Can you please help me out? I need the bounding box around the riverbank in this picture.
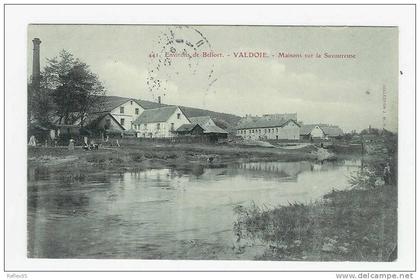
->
[234,183,397,261]
[234,133,398,261]
[28,142,320,175]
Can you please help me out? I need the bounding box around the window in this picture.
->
[120,106,124,114]
[130,121,133,128]
[120,118,125,126]
[130,100,133,105]
[135,108,139,115]
[171,123,174,131]
[157,123,161,130]
[177,113,181,119]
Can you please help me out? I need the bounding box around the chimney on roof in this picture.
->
[32,38,41,89]
[158,96,161,104]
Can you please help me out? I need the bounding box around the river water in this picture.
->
[27,159,361,259]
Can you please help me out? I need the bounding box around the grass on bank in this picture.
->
[27,141,317,172]
[233,184,397,261]
[234,133,398,261]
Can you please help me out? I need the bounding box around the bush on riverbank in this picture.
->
[234,132,398,261]
[234,184,397,261]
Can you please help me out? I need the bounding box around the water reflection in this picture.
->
[28,159,361,259]
[237,161,312,181]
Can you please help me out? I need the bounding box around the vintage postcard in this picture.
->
[25,24,400,263]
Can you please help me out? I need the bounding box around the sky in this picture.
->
[28,25,398,132]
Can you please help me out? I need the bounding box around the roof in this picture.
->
[95,96,132,112]
[203,125,228,134]
[236,118,300,130]
[189,116,213,126]
[320,125,344,137]
[179,106,241,128]
[133,106,179,125]
[84,112,125,131]
[135,99,163,110]
[176,123,203,133]
[84,112,108,126]
[300,124,318,135]
[93,95,164,113]
[88,95,240,128]
[300,124,344,137]
[189,116,228,134]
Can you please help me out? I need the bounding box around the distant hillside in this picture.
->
[179,106,241,129]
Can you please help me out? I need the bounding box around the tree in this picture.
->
[28,84,55,125]
[32,50,105,125]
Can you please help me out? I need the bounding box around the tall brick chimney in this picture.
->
[32,38,41,89]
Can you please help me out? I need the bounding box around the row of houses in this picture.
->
[47,95,343,143]
[235,113,344,141]
[49,95,229,141]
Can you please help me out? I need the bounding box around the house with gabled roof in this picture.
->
[189,116,216,128]
[300,124,344,140]
[90,95,164,131]
[236,113,300,140]
[83,112,126,133]
[78,95,241,137]
[133,106,191,138]
[189,116,228,141]
[176,123,205,135]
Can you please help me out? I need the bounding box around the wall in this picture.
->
[276,122,300,140]
[310,126,325,139]
[236,122,300,140]
[110,100,144,130]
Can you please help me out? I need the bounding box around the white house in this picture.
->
[133,106,191,138]
[236,113,300,140]
[94,96,151,130]
[300,124,344,140]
